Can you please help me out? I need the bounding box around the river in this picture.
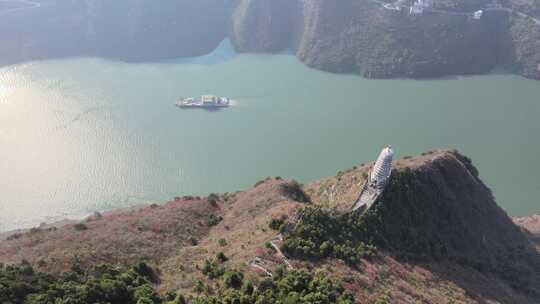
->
[1,41,539,231]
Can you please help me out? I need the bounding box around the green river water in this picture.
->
[1,41,539,231]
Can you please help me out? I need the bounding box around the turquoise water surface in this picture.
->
[1,41,539,231]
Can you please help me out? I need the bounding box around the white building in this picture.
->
[473,10,483,19]
[410,0,432,14]
[370,146,394,189]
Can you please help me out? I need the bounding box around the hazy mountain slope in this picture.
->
[228,0,540,79]
[0,0,232,65]
[0,197,222,273]
[515,214,540,251]
[0,0,539,79]
[298,1,509,77]
[231,0,303,53]
[509,14,540,79]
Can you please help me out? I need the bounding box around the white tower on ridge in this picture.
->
[370,146,394,189]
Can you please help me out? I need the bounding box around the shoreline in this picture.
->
[0,203,151,241]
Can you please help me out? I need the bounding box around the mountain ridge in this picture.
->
[1,149,539,303]
[0,0,539,80]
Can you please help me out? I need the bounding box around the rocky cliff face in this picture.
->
[0,0,539,78]
[231,0,302,53]
[296,0,506,77]
[509,14,540,79]
[228,0,540,79]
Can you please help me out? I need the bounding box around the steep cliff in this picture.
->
[296,0,514,78]
[228,0,539,79]
[1,0,539,80]
[230,0,302,52]
[509,14,540,79]
[0,0,232,65]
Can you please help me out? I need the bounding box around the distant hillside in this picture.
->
[0,0,539,80]
[515,214,540,250]
[1,150,539,303]
[0,0,232,64]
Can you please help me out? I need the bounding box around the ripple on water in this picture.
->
[1,55,540,232]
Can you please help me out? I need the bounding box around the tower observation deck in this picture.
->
[352,146,394,213]
[370,146,394,189]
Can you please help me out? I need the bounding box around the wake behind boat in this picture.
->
[176,95,231,109]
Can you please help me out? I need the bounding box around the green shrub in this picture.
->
[268,217,285,231]
[0,263,160,304]
[190,269,354,304]
[218,238,227,247]
[281,206,377,264]
[208,193,220,206]
[172,294,187,304]
[216,252,228,262]
[201,259,225,279]
[241,281,254,295]
[193,279,206,294]
[207,214,223,227]
[1,262,355,303]
[223,270,243,289]
[265,242,275,252]
[73,223,88,231]
[279,180,311,203]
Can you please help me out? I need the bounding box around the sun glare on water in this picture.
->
[0,85,14,104]
[0,70,18,105]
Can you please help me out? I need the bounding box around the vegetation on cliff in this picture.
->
[510,14,540,79]
[1,150,539,303]
[283,151,540,295]
[1,0,539,79]
[0,262,160,304]
[281,207,378,264]
[0,262,354,304]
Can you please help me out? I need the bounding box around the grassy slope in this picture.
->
[0,151,539,303]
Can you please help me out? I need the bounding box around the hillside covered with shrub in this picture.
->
[0,262,354,304]
[1,150,539,303]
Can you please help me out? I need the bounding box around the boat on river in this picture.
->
[176,95,231,109]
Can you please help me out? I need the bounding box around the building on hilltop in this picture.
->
[473,10,483,19]
[410,0,432,15]
[352,146,395,213]
[370,146,394,189]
